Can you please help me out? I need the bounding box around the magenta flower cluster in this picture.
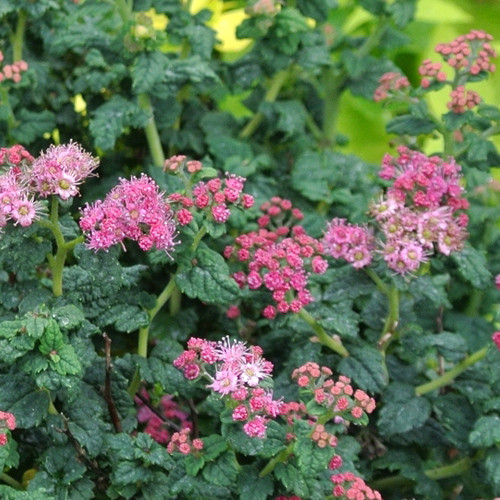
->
[165,155,254,227]
[224,197,328,318]
[324,147,469,275]
[0,51,28,84]
[0,142,98,229]
[174,336,282,438]
[79,174,177,253]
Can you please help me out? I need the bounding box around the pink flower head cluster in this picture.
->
[292,362,376,423]
[135,389,191,445]
[248,0,280,15]
[31,141,99,200]
[447,85,481,113]
[325,147,469,275]
[166,427,204,455]
[331,472,382,500]
[435,30,496,76]
[225,197,328,318]
[419,59,447,88]
[173,336,282,438]
[163,154,202,174]
[373,71,410,102]
[372,146,469,273]
[168,171,254,226]
[322,218,374,270]
[0,146,43,228]
[79,174,177,253]
[0,51,28,84]
[0,410,16,446]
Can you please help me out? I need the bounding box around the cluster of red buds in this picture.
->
[166,427,204,455]
[224,196,328,318]
[0,51,28,84]
[164,155,254,227]
[291,362,376,424]
[373,71,410,102]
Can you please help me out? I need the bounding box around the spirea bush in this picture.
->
[0,1,500,499]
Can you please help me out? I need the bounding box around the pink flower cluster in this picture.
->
[331,472,382,500]
[322,219,374,270]
[0,51,28,84]
[324,147,469,275]
[135,389,192,445]
[447,85,481,113]
[0,410,16,446]
[166,427,204,455]
[292,363,376,423]
[79,174,177,253]
[31,141,99,200]
[168,171,254,227]
[0,146,41,228]
[419,59,447,88]
[373,72,410,102]
[225,197,328,317]
[435,30,496,76]
[174,336,282,438]
[0,142,99,230]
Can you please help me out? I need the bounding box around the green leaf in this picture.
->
[296,0,331,21]
[388,0,417,28]
[176,247,240,305]
[206,134,253,163]
[131,51,169,93]
[49,344,82,376]
[377,383,431,437]
[295,436,332,476]
[89,95,148,150]
[451,244,491,289]
[39,319,64,355]
[0,373,49,428]
[261,100,307,138]
[338,345,388,393]
[185,454,205,477]
[237,466,273,500]
[386,114,437,135]
[469,415,500,447]
[201,435,228,461]
[202,450,239,487]
[221,423,264,456]
[51,305,85,330]
[274,462,310,498]
[11,110,56,144]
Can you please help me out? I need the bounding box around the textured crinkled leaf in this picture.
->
[377,383,431,437]
[296,0,331,21]
[201,435,228,461]
[274,462,310,498]
[317,301,360,339]
[261,100,307,138]
[201,451,239,487]
[388,0,416,27]
[237,466,273,500]
[39,320,64,355]
[206,134,253,163]
[131,51,169,93]
[469,415,500,447]
[0,373,49,428]
[338,345,388,393]
[0,334,36,364]
[99,303,149,333]
[11,110,56,144]
[185,454,205,477]
[49,344,82,376]
[386,114,437,135]
[221,423,264,456]
[176,247,239,304]
[0,486,51,500]
[484,449,500,492]
[89,95,149,150]
[451,245,491,289]
[51,305,85,330]
[295,436,332,476]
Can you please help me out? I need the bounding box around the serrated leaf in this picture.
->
[51,305,85,330]
[39,320,64,355]
[484,449,500,492]
[377,383,431,437]
[202,435,228,461]
[202,450,239,487]
[451,244,491,289]
[386,114,437,135]
[185,454,205,477]
[338,346,388,393]
[295,436,332,476]
[274,462,310,498]
[89,96,148,150]
[11,110,56,144]
[237,466,273,500]
[469,415,500,447]
[131,51,169,93]
[388,0,416,28]
[176,247,239,305]
[221,423,264,455]
[49,344,82,376]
